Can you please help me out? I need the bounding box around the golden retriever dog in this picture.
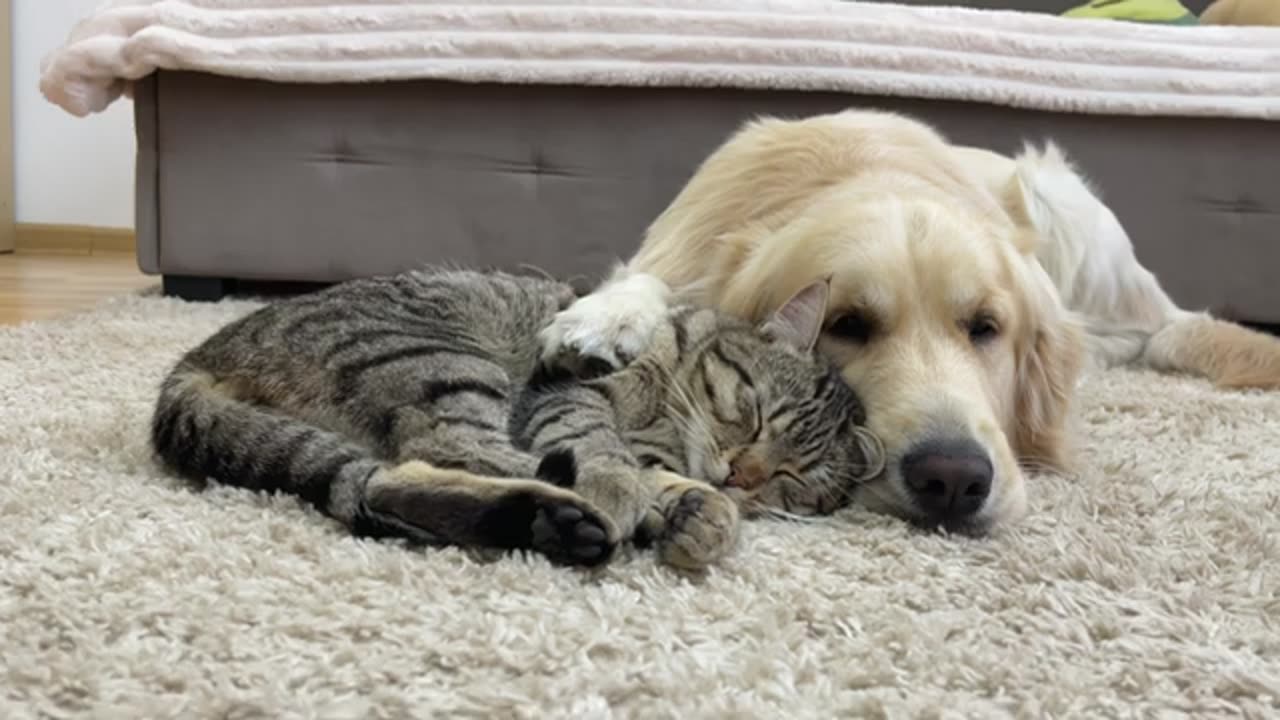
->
[540,109,1280,535]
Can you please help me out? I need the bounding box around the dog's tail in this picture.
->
[1143,313,1280,390]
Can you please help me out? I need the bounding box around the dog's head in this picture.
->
[714,181,1083,534]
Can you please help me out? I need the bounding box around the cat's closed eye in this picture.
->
[735,389,763,440]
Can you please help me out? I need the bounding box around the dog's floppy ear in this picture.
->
[1013,262,1085,470]
[760,278,830,352]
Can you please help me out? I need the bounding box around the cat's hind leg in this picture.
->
[370,373,622,565]
[153,365,615,566]
[360,456,618,567]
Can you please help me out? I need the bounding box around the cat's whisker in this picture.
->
[660,407,705,455]
[661,396,718,466]
[756,507,840,527]
[655,363,719,459]
[655,379,710,441]
[659,363,703,423]
[858,481,906,510]
[820,479,854,514]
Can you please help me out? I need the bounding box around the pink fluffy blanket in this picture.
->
[40,0,1280,120]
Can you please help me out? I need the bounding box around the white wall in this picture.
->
[13,0,135,228]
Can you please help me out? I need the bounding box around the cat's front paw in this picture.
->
[659,486,741,571]
[539,272,670,374]
[570,463,652,542]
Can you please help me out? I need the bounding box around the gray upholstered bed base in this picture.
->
[134,71,1280,323]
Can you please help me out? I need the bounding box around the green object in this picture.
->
[1062,0,1199,24]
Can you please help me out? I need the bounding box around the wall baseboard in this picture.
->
[13,223,136,255]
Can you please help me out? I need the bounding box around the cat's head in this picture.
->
[677,280,885,517]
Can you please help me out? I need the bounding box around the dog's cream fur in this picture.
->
[542,109,1280,531]
[958,143,1280,392]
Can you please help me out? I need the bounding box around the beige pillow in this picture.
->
[1201,0,1280,25]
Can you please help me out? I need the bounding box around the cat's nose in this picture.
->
[726,452,768,490]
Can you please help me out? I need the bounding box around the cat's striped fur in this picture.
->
[152,269,880,568]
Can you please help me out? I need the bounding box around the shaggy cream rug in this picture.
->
[1,292,1278,719]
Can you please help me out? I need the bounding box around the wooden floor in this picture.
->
[0,251,158,326]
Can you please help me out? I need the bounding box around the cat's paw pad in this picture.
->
[538,273,670,373]
[659,487,741,570]
[531,497,619,568]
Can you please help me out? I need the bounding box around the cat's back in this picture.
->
[184,268,575,380]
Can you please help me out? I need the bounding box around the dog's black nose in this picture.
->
[901,439,992,524]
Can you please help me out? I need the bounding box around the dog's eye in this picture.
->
[827,313,874,343]
[967,315,1000,344]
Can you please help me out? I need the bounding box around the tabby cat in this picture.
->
[151,269,881,569]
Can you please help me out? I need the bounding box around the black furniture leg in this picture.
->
[162,275,235,301]
[1246,322,1280,338]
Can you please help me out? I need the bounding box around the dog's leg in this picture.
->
[1143,314,1280,390]
[538,265,672,372]
[1071,251,1280,390]
[1018,147,1280,386]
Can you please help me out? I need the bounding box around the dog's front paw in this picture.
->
[658,486,741,571]
[539,272,671,374]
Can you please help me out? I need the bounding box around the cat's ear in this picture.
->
[761,278,830,352]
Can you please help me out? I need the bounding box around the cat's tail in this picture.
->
[150,361,387,533]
